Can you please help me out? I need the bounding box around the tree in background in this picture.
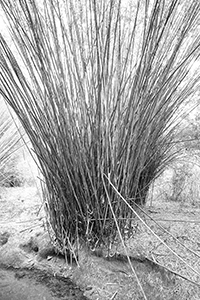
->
[0,101,20,186]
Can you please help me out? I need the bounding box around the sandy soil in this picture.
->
[0,182,200,300]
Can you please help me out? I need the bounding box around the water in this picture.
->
[0,266,87,300]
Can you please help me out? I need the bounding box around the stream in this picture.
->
[0,265,88,300]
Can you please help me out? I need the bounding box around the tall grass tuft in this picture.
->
[1,0,200,252]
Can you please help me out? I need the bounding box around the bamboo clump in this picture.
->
[0,0,200,253]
